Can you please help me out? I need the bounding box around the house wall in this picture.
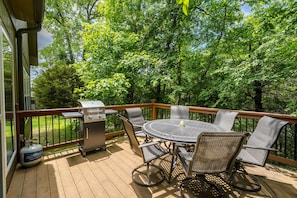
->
[1,0,32,195]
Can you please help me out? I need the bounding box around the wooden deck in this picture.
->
[7,136,297,198]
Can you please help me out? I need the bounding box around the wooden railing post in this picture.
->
[294,124,297,161]
[151,99,157,120]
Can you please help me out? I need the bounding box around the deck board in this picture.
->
[48,160,66,198]
[7,136,297,198]
[36,162,51,198]
[7,164,25,198]
[22,166,37,198]
[80,159,110,198]
[87,153,125,198]
[56,156,81,198]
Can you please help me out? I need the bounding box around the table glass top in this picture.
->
[142,119,225,143]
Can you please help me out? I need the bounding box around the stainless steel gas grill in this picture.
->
[62,100,106,157]
[78,101,106,157]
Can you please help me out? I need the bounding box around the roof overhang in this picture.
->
[8,0,45,65]
[9,0,45,24]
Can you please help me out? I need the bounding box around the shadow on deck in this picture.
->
[7,136,297,198]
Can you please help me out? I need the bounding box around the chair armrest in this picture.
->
[243,145,278,151]
[133,124,143,128]
[139,141,159,148]
[135,130,144,134]
[178,147,193,161]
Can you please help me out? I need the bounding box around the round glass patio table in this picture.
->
[142,119,226,144]
[142,119,227,182]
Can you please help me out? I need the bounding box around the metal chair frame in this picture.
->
[178,132,249,197]
[117,114,169,187]
[231,116,288,192]
[170,105,189,120]
[213,109,239,131]
[125,107,149,140]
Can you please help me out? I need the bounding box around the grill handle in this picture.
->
[86,128,89,139]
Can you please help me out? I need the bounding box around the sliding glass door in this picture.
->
[0,33,4,197]
[1,26,16,177]
[3,34,14,166]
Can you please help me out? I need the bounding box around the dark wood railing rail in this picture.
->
[16,100,297,167]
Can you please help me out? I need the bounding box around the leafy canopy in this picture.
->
[39,0,297,114]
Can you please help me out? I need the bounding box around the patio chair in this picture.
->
[117,114,169,187]
[231,116,288,192]
[126,107,147,138]
[178,132,249,197]
[213,109,238,131]
[166,106,190,150]
[170,105,189,119]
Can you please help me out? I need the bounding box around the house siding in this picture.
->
[1,0,32,194]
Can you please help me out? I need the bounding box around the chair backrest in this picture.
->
[243,116,288,166]
[126,108,146,128]
[213,109,238,131]
[170,105,189,119]
[117,114,143,157]
[189,132,249,176]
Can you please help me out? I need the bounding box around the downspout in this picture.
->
[16,0,44,111]
[15,24,41,160]
[16,24,41,111]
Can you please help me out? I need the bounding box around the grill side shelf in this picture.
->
[62,112,83,118]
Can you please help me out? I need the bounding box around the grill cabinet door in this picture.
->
[80,122,105,155]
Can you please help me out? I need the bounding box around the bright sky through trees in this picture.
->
[35,0,297,114]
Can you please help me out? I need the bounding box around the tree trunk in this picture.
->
[254,81,263,112]
[177,46,182,104]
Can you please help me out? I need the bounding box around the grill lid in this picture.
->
[79,100,105,123]
[79,101,105,108]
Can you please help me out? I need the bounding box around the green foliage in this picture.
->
[40,0,297,114]
[79,73,130,105]
[41,0,100,64]
[177,0,189,16]
[32,64,84,108]
[117,51,173,103]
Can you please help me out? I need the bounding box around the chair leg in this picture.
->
[162,141,172,152]
[132,163,165,187]
[146,163,150,185]
[230,162,261,192]
[180,175,226,198]
[179,177,193,197]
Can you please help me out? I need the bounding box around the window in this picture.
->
[24,70,31,110]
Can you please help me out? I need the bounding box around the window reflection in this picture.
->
[3,33,15,165]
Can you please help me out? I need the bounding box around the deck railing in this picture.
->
[16,100,297,167]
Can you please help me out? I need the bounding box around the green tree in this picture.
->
[41,0,100,64]
[79,73,131,105]
[80,0,195,104]
[40,0,297,115]
[32,64,84,108]
[212,0,297,113]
